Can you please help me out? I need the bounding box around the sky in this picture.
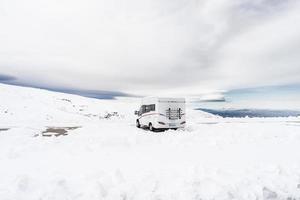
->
[195,84,300,110]
[1,0,300,97]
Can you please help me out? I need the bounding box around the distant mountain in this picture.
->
[0,75,133,99]
[197,108,300,118]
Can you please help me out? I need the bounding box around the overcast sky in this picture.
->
[1,0,300,96]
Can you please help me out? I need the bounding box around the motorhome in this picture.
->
[135,97,186,131]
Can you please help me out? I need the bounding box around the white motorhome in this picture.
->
[135,97,186,131]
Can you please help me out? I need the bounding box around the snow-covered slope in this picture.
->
[1,83,300,200]
[0,83,133,125]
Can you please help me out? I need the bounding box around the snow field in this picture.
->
[1,83,300,199]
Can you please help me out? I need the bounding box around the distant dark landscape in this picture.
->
[0,75,131,99]
[197,108,300,118]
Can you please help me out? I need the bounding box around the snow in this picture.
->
[1,83,300,199]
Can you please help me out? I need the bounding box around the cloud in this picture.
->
[0,0,299,96]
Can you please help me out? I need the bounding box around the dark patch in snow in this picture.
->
[197,108,300,118]
[36,126,81,137]
[61,98,72,103]
[263,187,278,199]
[101,112,121,119]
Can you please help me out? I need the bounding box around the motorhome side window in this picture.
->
[149,104,155,111]
[140,104,155,115]
[145,104,155,113]
[139,105,146,115]
[145,105,151,113]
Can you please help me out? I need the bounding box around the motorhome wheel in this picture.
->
[136,120,141,128]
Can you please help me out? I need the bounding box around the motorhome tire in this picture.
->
[136,120,141,128]
[149,123,155,132]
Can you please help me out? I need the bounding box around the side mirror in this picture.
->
[134,111,139,115]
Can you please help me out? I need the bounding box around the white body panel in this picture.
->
[136,97,186,129]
